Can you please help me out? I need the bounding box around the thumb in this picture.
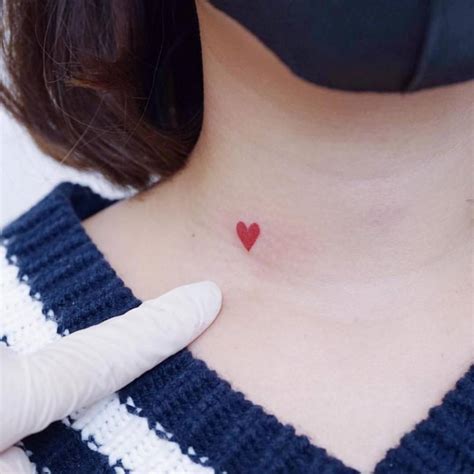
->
[0,280,222,451]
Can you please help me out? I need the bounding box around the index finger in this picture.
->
[0,280,222,451]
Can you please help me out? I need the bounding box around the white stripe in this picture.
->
[0,246,213,473]
[0,246,60,354]
[69,395,212,474]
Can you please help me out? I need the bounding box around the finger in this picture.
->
[0,280,222,451]
[0,447,35,474]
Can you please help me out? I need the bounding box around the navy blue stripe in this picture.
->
[2,184,140,335]
[375,367,474,473]
[23,421,115,474]
[118,349,355,473]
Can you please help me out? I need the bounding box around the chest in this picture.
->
[188,301,473,473]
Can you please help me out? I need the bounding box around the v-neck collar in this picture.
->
[5,182,473,473]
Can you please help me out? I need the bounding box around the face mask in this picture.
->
[208,0,474,93]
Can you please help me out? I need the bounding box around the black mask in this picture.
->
[208,0,474,93]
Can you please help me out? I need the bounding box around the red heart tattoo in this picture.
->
[236,221,260,251]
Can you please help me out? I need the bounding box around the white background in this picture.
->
[0,107,131,228]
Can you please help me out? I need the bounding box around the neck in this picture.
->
[149,1,473,321]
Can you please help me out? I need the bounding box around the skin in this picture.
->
[83,1,474,472]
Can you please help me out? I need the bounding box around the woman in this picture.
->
[1,1,473,473]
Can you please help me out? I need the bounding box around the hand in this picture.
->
[0,280,222,473]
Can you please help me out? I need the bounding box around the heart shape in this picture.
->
[236,221,260,251]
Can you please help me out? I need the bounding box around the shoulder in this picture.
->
[1,181,135,340]
[0,181,118,281]
[1,182,115,245]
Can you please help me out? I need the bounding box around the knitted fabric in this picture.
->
[0,182,473,474]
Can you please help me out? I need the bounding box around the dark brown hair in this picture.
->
[0,0,203,189]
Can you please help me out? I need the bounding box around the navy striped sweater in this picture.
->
[1,182,473,473]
